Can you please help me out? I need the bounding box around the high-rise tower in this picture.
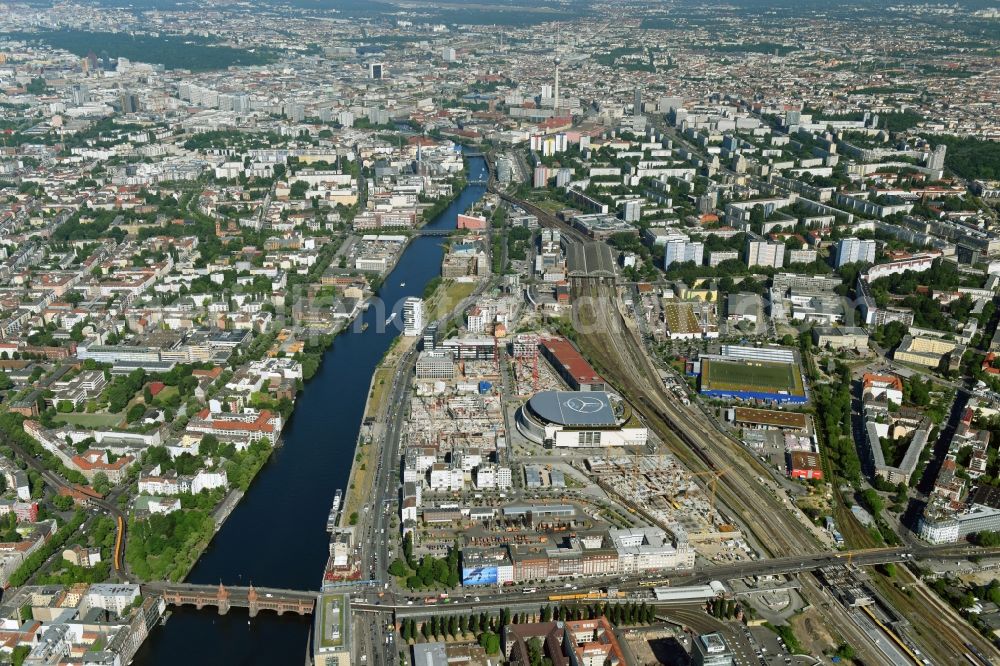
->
[553,57,561,112]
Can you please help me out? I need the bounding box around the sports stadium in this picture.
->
[515,390,648,448]
[698,349,806,404]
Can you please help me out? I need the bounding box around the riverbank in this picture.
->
[307,168,476,534]
[339,333,419,531]
[338,274,482,535]
[131,153,490,666]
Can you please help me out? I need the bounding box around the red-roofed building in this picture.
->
[788,451,824,480]
[457,214,487,230]
[539,337,605,391]
[188,409,283,443]
[983,353,1000,376]
[71,450,134,484]
[862,373,903,404]
[147,381,166,397]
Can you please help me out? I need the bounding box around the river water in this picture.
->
[133,155,488,665]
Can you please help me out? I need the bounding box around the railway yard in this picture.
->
[465,185,1000,666]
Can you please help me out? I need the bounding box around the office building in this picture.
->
[927,144,947,172]
[533,165,549,188]
[368,62,383,80]
[313,594,351,666]
[422,323,439,351]
[119,92,138,114]
[402,297,424,337]
[836,238,876,267]
[415,351,455,380]
[71,84,89,106]
[441,47,456,62]
[745,240,785,269]
[663,237,704,268]
[620,199,642,222]
[692,632,735,666]
[555,168,573,188]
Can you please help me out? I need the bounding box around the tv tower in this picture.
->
[553,56,561,112]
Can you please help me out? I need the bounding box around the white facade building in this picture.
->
[836,238,877,267]
[402,297,424,337]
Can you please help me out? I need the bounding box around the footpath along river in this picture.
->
[133,154,488,665]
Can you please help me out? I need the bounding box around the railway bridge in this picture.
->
[142,582,318,617]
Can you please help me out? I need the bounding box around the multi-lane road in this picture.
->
[499,190,824,559]
[350,542,1000,613]
[347,170,1000,663]
[353,274,494,666]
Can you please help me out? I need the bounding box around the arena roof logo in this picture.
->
[564,396,606,414]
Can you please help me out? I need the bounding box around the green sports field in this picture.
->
[700,358,805,397]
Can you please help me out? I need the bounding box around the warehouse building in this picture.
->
[539,337,606,391]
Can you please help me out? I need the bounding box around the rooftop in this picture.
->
[527,390,618,427]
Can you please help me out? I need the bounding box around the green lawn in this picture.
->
[153,385,179,404]
[320,595,346,648]
[702,358,804,396]
[366,367,393,419]
[427,280,476,322]
[54,411,125,429]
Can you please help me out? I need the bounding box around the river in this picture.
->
[133,154,488,665]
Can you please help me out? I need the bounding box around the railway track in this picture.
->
[4,435,129,580]
[491,180,995,663]
[572,279,821,558]
[870,566,1000,665]
[493,188,821,557]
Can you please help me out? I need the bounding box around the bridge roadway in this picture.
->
[349,543,999,614]
[412,228,457,236]
[491,190,617,279]
[141,582,318,617]
[137,543,997,618]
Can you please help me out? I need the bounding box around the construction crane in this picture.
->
[532,345,539,392]
[690,467,729,513]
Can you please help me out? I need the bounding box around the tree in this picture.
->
[388,559,409,577]
[973,530,1000,547]
[479,631,500,655]
[52,494,74,511]
[835,643,855,661]
[11,645,30,666]
[92,471,111,496]
[126,403,145,423]
[860,488,884,517]
[403,531,414,566]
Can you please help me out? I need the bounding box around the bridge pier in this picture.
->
[217,583,230,616]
